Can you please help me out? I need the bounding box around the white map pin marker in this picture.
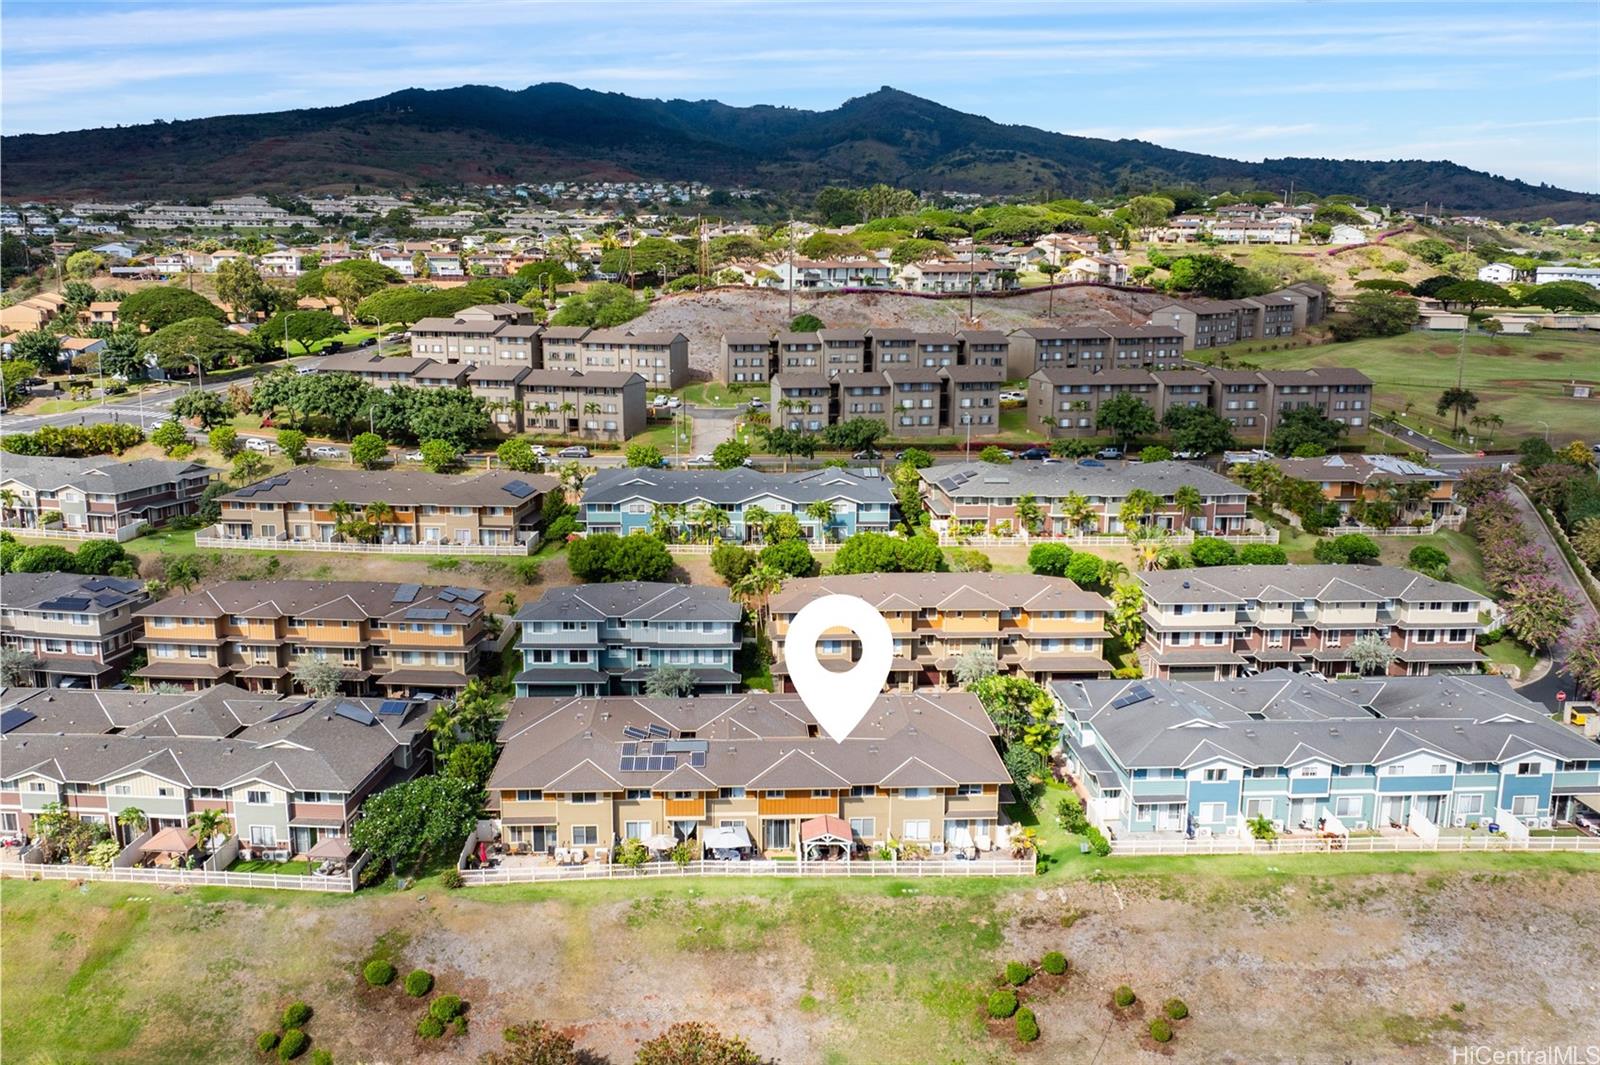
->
[785,593,893,743]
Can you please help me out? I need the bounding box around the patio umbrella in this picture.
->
[645,833,677,852]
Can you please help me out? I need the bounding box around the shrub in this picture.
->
[1114,985,1137,1008]
[986,988,1019,1018]
[1028,542,1074,577]
[1149,1017,1174,1043]
[1407,543,1450,574]
[1189,536,1237,567]
[1238,543,1288,565]
[310,1051,333,1065]
[1041,951,1068,976]
[1015,1007,1040,1043]
[257,1032,279,1054]
[1313,532,1380,565]
[429,994,465,1022]
[282,1002,312,1028]
[277,1028,307,1060]
[1005,961,1032,986]
[363,959,396,986]
[1084,824,1111,857]
[1164,997,1189,1020]
[404,969,434,997]
[710,543,755,584]
[416,1014,445,1039]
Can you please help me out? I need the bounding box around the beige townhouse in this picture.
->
[0,573,148,689]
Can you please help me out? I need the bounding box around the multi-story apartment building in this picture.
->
[1057,673,1600,838]
[898,260,1014,293]
[769,573,1110,690]
[0,573,148,689]
[536,326,590,372]
[719,328,1018,383]
[216,467,555,548]
[1027,365,1373,442]
[957,330,1011,370]
[1135,565,1490,681]
[579,467,895,543]
[514,583,742,697]
[577,329,689,389]
[407,304,541,365]
[820,328,872,373]
[0,685,434,854]
[775,331,825,373]
[770,364,1006,438]
[721,331,773,384]
[0,455,216,537]
[919,461,1253,536]
[485,692,1009,855]
[520,369,648,442]
[771,258,895,289]
[132,580,492,695]
[1267,453,1460,523]
[1006,325,1185,379]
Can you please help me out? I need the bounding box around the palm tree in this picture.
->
[1128,525,1177,571]
[1058,491,1094,536]
[1014,493,1043,536]
[424,703,460,757]
[363,500,396,542]
[1384,478,1432,521]
[558,400,577,430]
[1172,485,1204,533]
[688,502,729,544]
[1119,488,1162,533]
[328,499,356,539]
[0,487,17,528]
[501,591,518,614]
[559,461,587,498]
[1482,412,1504,445]
[742,504,771,545]
[732,563,785,638]
[115,806,148,845]
[804,499,835,542]
[188,808,232,851]
[1436,387,1479,434]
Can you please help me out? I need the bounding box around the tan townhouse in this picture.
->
[0,454,217,536]
[485,692,1010,856]
[408,303,541,365]
[1267,453,1460,524]
[577,329,688,389]
[0,573,148,689]
[520,369,648,441]
[132,580,494,695]
[769,573,1111,690]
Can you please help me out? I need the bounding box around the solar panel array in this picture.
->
[391,584,421,604]
[1111,684,1154,709]
[377,699,410,716]
[622,725,648,739]
[647,723,671,738]
[502,479,535,499]
[267,700,313,723]
[334,702,376,726]
[40,596,91,611]
[618,739,706,771]
[404,608,450,621]
[232,474,292,499]
[0,708,38,734]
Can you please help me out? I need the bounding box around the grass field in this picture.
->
[679,381,760,408]
[1202,331,1600,446]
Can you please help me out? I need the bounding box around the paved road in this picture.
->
[1506,484,1598,709]
[690,405,742,460]
[1375,423,1468,457]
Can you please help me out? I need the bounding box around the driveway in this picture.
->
[691,404,743,457]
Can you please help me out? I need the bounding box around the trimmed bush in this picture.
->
[1041,951,1068,976]
[1015,1007,1040,1043]
[282,1002,312,1028]
[416,1014,445,1039]
[277,1029,307,1060]
[404,969,434,997]
[1149,1017,1174,1043]
[451,1015,469,1036]
[1004,961,1032,986]
[429,994,464,1022]
[986,989,1019,1019]
[439,868,464,890]
[310,1052,333,1065]
[257,1032,279,1054]
[362,960,395,987]
[1114,985,1137,1008]
[1164,997,1189,1020]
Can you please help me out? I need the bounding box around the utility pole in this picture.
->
[786,216,796,320]
[967,243,976,324]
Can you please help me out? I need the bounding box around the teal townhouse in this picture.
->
[578,467,895,544]
[1055,672,1600,840]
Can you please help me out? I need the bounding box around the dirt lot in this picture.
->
[4,862,1596,1064]
[628,287,1171,378]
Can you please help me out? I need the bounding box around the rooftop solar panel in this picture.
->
[392,584,421,604]
[0,708,38,734]
[502,479,535,498]
[690,752,706,768]
[93,593,127,608]
[437,590,457,603]
[334,702,376,726]
[267,700,312,723]
[622,725,648,739]
[377,699,409,716]
[447,586,483,602]
[619,756,636,771]
[404,608,450,621]
[646,723,671,738]
[621,742,637,756]
[42,597,91,611]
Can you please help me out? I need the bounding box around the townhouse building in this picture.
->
[919,461,1253,537]
[1056,673,1600,839]
[721,331,773,384]
[1135,565,1490,681]
[216,467,556,549]
[576,329,689,389]
[132,580,492,696]
[771,364,1006,438]
[1028,365,1372,442]
[82,301,121,329]
[537,326,592,372]
[1267,453,1460,523]
[0,573,148,689]
[1006,325,1185,379]
[314,352,444,389]
[898,260,1014,293]
[771,259,895,289]
[407,304,541,366]
[466,363,531,434]
[769,573,1110,691]
[514,583,742,697]
[520,369,648,441]
[485,692,1010,855]
[721,327,1013,383]
[0,455,216,537]
[579,467,895,543]
[0,685,433,855]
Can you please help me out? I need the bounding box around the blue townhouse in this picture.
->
[578,467,895,544]
[1054,671,1600,838]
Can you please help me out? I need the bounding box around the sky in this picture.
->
[3,0,1598,191]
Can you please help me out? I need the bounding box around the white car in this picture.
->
[402,450,425,462]
[651,395,672,408]
[1000,390,1026,403]
[665,396,683,409]
[244,437,276,453]
[310,445,343,459]
[530,445,548,457]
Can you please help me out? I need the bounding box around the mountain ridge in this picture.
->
[4,83,1594,219]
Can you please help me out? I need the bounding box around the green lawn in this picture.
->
[630,415,694,453]
[121,527,201,556]
[1479,632,1538,677]
[227,858,312,875]
[1199,331,1600,446]
[680,381,758,408]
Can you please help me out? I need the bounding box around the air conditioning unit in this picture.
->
[1453,815,1466,828]
[930,841,945,855]
[1196,826,1212,839]
[1539,816,1554,829]
[1354,820,1369,831]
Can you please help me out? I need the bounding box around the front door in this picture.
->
[1155,804,1184,831]
[1420,795,1444,824]
[1290,798,1316,828]
[291,826,315,854]
[1381,797,1406,827]
[763,818,791,852]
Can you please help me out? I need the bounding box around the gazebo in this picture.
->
[799,815,853,861]
[140,827,198,866]
[306,834,354,872]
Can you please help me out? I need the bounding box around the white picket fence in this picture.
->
[2,522,144,542]
[939,528,1280,548]
[666,541,843,555]
[194,527,535,556]
[0,861,357,892]
[1108,833,1600,856]
[459,855,1036,885]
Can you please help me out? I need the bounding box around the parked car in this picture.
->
[686,454,715,469]
[1077,459,1106,468]
[358,337,376,347]
[1018,447,1050,460]
[1041,456,1063,465]
[651,395,672,408]
[989,448,1016,460]
[530,445,548,457]
[244,437,276,453]
[747,398,765,410]
[1172,449,1204,460]
[557,445,590,459]
[310,445,343,459]
[1096,446,1123,459]
[402,450,425,462]
[1000,390,1026,402]
[853,448,881,460]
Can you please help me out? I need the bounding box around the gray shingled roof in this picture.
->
[1138,565,1485,607]
[221,466,556,508]
[0,572,144,615]
[137,580,487,625]
[0,455,215,495]
[582,467,894,507]
[920,460,1247,501]
[515,582,741,623]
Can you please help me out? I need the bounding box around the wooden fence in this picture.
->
[459,855,1036,885]
[1108,833,1600,856]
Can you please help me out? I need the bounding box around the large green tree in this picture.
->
[349,775,480,868]
[118,286,225,332]
[1096,393,1157,452]
[139,317,256,375]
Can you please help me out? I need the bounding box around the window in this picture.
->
[248,825,277,846]
[1515,762,1539,777]
[1384,765,1404,776]
[571,825,598,846]
[901,787,933,799]
[27,781,50,793]
[1456,793,1484,816]
[1244,798,1273,818]
[718,787,746,800]
[848,785,875,797]
[112,784,132,795]
[245,790,271,805]
[900,820,930,841]
[1511,795,1537,816]
[849,817,875,839]
[568,792,598,804]
[1334,796,1362,818]
[1197,802,1226,823]
[810,789,832,798]
[1429,763,1449,776]
[623,821,650,840]
[1297,766,1318,777]
[1203,768,1227,782]
[955,784,983,796]
[515,790,543,802]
